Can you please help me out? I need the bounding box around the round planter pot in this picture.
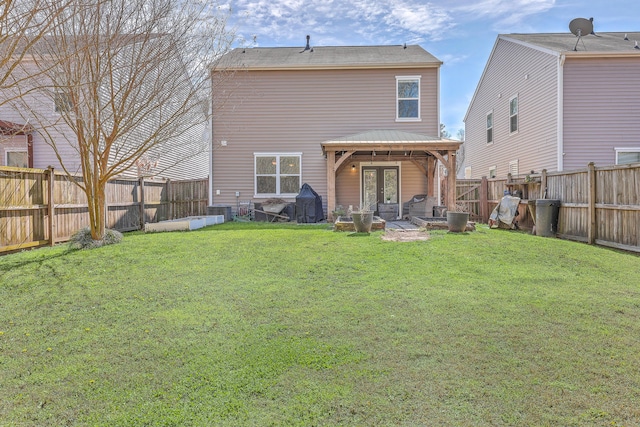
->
[352,212,374,233]
[446,212,469,232]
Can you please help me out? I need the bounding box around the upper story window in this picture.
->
[615,148,640,165]
[488,166,497,179]
[54,91,74,113]
[254,153,301,197]
[509,95,518,133]
[396,76,421,121]
[486,111,493,144]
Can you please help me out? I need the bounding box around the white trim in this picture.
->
[486,110,494,145]
[509,94,519,134]
[253,152,302,198]
[5,148,28,167]
[614,147,640,165]
[557,54,565,171]
[396,75,421,121]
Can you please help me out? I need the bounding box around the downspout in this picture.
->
[557,54,565,171]
[208,101,214,207]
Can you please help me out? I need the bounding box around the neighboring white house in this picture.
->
[0,37,209,180]
[463,31,640,179]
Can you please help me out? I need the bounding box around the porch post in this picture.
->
[426,156,437,197]
[326,150,336,220]
[447,151,457,211]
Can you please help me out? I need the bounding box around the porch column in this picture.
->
[426,156,437,197]
[326,150,336,220]
[447,150,457,211]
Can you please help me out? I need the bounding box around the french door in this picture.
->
[362,166,399,214]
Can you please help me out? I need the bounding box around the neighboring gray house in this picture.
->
[210,40,461,219]
[0,37,209,180]
[463,31,640,179]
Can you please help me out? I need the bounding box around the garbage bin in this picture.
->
[535,199,560,237]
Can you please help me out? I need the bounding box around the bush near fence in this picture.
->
[0,166,207,253]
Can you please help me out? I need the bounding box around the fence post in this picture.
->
[47,166,55,246]
[587,162,596,245]
[139,176,145,230]
[480,176,488,222]
[541,169,548,198]
[167,179,172,219]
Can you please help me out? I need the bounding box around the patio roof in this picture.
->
[0,120,34,135]
[321,129,461,153]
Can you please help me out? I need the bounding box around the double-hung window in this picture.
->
[396,76,421,121]
[254,153,301,197]
[509,95,518,133]
[486,111,493,144]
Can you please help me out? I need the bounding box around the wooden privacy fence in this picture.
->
[0,166,208,253]
[457,162,640,253]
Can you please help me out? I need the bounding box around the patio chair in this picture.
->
[403,194,437,219]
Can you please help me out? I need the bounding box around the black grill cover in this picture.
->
[295,183,325,223]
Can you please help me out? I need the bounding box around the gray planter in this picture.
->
[351,212,374,233]
[446,212,469,232]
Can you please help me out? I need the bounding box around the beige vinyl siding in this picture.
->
[563,57,640,170]
[212,67,439,207]
[465,38,559,179]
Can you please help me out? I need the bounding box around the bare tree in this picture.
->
[12,0,235,241]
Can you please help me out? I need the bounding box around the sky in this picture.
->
[224,0,640,139]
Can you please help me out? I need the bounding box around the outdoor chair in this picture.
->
[403,194,437,219]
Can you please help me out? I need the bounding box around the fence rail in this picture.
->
[1,166,208,253]
[457,162,640,253]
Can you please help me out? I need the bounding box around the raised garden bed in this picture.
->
[412,216,475,232]
[144,215,224,232]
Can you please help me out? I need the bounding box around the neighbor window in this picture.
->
[489,166,497,178]
[464,166,472,179]
[6,150,28,168]
[486,111,493,144]
[396,76,421,120]
[254,153,301,196]
[509,159,519,177]
[615,148,640,165]
[54,91,74,113]
[509,95,518,133]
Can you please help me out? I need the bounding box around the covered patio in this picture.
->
[321,130,462,220]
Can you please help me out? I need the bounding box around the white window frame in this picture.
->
[5,149,28,168]
[254,152,302,197]
[509,159,519,177]
[509,95,519,134]
[486,110,494,145]
[396,75,421,122]
[54,90,74,114]
[464,166,472,179]
[615,147,640,165]
[488,166,497,179]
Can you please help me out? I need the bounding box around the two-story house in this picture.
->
[0,36,209,180]
[210,38,461,220]
[463,31,640,179]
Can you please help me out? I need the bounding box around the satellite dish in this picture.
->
[569,18,593,37]
[569,18,593,51]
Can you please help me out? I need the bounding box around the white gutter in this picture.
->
[557,54,565,172]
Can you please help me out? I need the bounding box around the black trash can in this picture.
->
[535,199,560,237]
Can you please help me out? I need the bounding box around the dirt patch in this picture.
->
[381,229,430,242]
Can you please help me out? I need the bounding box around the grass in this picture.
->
[1,222,640,426]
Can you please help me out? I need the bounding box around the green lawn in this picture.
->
[1,223,639,426]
